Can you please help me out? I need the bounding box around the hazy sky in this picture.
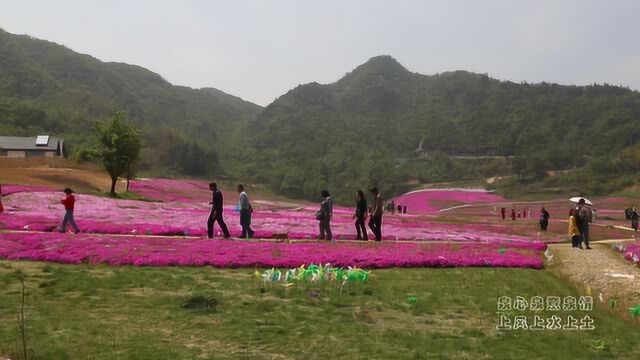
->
[1,0,638,106]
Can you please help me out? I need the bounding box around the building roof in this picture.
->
[0,136,62,151]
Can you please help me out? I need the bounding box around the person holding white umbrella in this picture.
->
[573,198,593,249]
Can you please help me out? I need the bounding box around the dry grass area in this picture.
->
[0,160,126,194]
[0,160,306,206]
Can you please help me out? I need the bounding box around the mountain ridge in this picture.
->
[241,55,640,201]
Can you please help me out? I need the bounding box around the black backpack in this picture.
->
[574,207,583,224]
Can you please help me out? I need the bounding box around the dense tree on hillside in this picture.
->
[93,112,142,196]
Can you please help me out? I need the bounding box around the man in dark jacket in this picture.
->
[208,182,230,239]
[539,207,550,231]
[576,198,592,249]
[369,187,383,241]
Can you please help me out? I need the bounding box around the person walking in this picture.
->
[576,198,592,249]
[237,184,254,239]
[317,190,333,241]
[500,207,506,220]
[568,209,582,248]
[539,207,550,231]
[56,188,80,234]
[369,187,383,241]
[353,190,368,240]
[631,207,639,232]
[207,182,230,239]
[511,209,516,221]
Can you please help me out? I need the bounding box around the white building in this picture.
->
[0,135,65,158]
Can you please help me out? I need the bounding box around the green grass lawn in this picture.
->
[1,261,639,359]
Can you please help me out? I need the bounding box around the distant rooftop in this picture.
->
[0,135,62,151]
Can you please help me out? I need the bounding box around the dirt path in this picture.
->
[547,240,640,319]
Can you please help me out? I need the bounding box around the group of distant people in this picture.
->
[4,181,392,241]
[500,207,532,221]
[500,206,550,231]
[385,200,407,215]
[499,199,596,249]
[208,188,606,249]
[207,184,388,242]
[316,187,384,242]
[206,182,254,239]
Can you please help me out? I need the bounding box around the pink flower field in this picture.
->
[128,178,212,203]
[0,232,545,269]
[0,179,551,269]
[1,189,542,242]
[389,188,503,214]
[1,184,54,196]
[614,243,640,267]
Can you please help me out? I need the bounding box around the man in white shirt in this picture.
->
[237,184,255,239]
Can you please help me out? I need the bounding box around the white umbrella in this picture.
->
[570,197,593,206]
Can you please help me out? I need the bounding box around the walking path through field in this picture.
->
[548,238,640,318]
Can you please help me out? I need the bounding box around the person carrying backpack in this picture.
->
[237,184,255,239]
[575,199,592,249]
[317,190,333,241]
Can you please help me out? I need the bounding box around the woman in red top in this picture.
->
[57,188,80,233]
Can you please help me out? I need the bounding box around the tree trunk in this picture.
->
[110,177,118,196]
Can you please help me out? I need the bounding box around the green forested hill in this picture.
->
[0,28,261,175]
[242,55,640,201]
